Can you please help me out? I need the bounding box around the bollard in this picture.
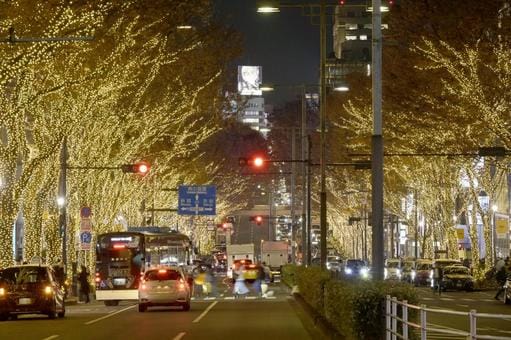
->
[469,309,477,339]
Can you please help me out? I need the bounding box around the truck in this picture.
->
[226,243,255,278]
[261,241,289,273]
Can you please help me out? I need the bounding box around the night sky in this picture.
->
[214,0,323,105]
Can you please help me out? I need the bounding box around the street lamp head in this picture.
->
[257,6,280,13]
[257,0,280,13]
[334,85,349,92]
[260,84,275,91]
[57,197,65,207]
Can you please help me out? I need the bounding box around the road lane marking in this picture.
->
[456,304,469,308]
[172,332,186,340]
[224,296,235,300]
[192,301,217,323]
[84,305,136,325]
[42,336,59,340]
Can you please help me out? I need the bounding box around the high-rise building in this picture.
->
[329,0,393,85]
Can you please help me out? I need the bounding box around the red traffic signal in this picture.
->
[250,215,263,225]
[239,156,266,167]
[121,161,150,175]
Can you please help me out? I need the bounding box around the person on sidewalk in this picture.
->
[78,266,90,303]
[495,265,507,300]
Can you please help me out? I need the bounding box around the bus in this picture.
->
[94,230,192,306]
[144,232,193,269]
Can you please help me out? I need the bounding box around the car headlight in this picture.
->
[411,270,416,279]
[360,267,369,278]
[345,267,353,275]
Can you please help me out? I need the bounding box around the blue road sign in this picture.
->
[80,231,92,244]
[178,185,216,216]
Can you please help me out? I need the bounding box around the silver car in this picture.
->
[138,267,191,312]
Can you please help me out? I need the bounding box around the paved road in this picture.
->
[415,287,511,339]
[0,282,312,340]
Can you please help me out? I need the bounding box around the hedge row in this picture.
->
[281,264,419,339]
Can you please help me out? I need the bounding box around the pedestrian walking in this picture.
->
[495,265,507,300]
[78,266,90,303]
[233,265,249,298]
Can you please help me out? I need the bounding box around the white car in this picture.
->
[384,259,402,280]
[138,267,191,312]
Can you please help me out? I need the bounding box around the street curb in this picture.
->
[290,293,344,340]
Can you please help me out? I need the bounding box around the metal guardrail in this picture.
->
[385,295,511,340]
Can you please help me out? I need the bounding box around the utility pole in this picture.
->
[291,127,296,263]
[307,135,312,265]
[371,0,384,280]
[58,137,68,273]
[301,86,308,266]
[319,0,327,270]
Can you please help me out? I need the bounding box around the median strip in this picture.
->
[192,301,217,323]
[84,305,136,325]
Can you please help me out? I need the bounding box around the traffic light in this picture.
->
[121,161,150,175]
[238,156,266,167]
[250,215,263,225]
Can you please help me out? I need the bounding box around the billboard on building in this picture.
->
[238,65,262,96]
[244,97,264,111]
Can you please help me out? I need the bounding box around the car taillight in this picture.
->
[158,269,167,274]
[44,286,52,294]
[0,288,5,296]
[178,282,186,290]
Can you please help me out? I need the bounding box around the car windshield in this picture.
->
[417,263,432,270]
[403,262,414,270]
[145,269,181,281]
[0,266,48,284]
[346,260,364,267]
[444,267,470,275]
[387,262,400,268]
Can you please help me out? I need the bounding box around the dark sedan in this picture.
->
[0,264,66,320]
[441,265,474,291]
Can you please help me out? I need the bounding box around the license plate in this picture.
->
[113,278,126,285]
[19,298,32,305]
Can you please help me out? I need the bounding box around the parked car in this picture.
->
[385,258,402,280]
[138,267,191,312]
[0,264,66,320]
[413,259,433,286]
[401,260,416,283]
[431,258,463,289]
[326,256,342,273]
[440,265,474,291]
[344,259,370,279]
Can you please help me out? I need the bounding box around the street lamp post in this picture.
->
[319,0,328,270]
[371,0,385,281]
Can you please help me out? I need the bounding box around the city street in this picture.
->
[0,282,313,340]
[415,287,511,338]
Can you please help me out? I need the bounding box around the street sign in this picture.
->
[80,231,92,250]
[80,207,91,218]
[80,218,92,232]
[178,185,216,216]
